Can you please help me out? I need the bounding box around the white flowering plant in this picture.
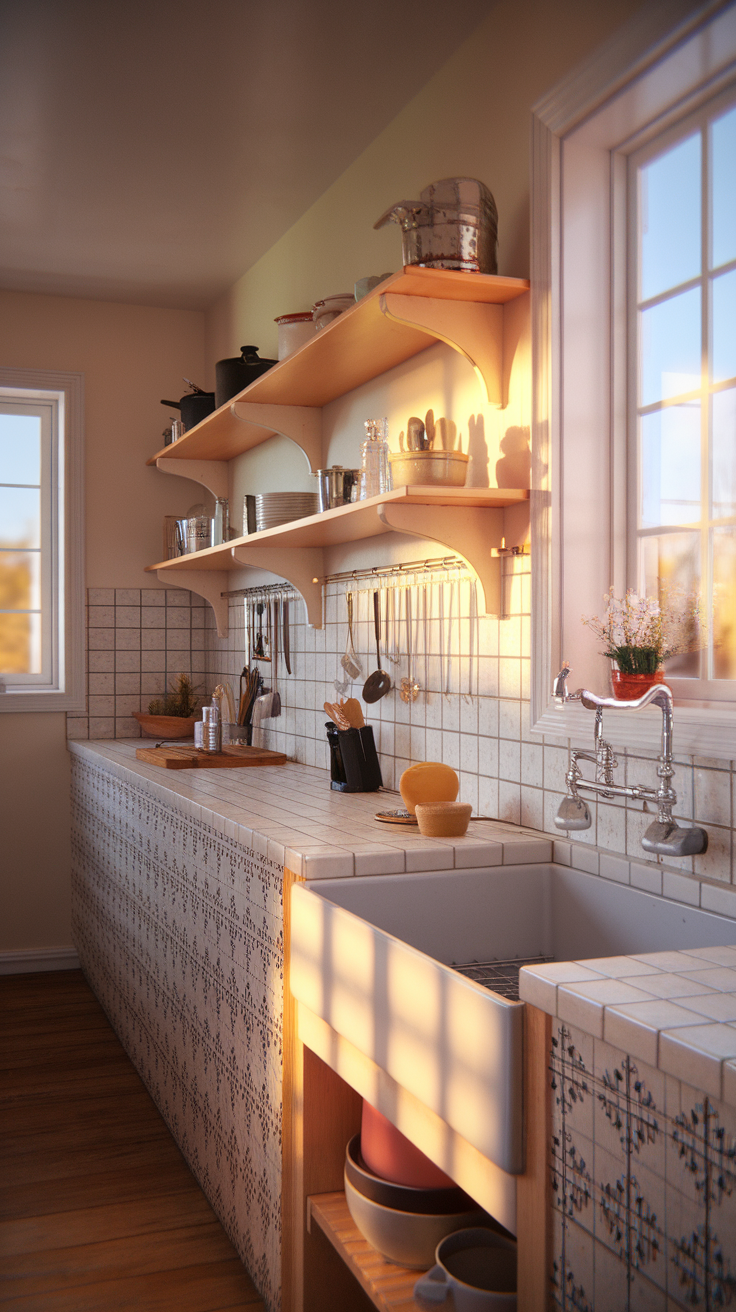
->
[582,588,702,675]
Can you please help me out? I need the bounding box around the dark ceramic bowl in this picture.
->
[345,1135,476,1215]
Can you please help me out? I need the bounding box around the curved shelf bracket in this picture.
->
[377,503,506,615]
[380,293,504,406]
[231,545,324,628]
[230,402,323,472]
[156,569,230,638]
[155,457,229,500]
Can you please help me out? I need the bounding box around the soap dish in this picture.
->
[375,808,418,825]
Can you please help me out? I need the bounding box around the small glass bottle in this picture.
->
[213,497,230,546]
[201,701,221,753]
[358,418,392,499]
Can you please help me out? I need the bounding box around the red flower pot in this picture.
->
[610,668,666,701]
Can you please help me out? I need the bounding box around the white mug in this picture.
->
[414,1227,517,1312]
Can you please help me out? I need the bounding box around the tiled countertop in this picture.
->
[68,740,551,878]
[520,950,736,1108]
[70,741,736,1109]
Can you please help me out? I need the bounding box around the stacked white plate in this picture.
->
[255,492,319,532]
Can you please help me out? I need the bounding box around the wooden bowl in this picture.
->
[133,712,197,739]
[414,801,472,838]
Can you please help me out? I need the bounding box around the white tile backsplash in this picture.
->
[70,559,736,906]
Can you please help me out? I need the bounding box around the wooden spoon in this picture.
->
[340,698,365,728]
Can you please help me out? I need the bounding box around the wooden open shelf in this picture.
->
[307,1192,425,1312]
[148,268,529,470]
[146,485,529,633]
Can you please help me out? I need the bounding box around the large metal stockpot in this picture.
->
[374,177,498,275]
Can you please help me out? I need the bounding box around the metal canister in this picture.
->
[374,178,498,275]
[314,466,359,512]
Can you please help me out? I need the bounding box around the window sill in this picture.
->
[0,689,86,715]
[533,697,736,761]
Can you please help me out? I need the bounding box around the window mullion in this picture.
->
[701,122,712,682]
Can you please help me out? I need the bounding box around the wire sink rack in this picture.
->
[452,955,554,1001]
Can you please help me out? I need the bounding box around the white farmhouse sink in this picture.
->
[290,864,736,1175]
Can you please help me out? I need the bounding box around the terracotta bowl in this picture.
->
[347,1136,472,1213]
[415,801,472,838]
[360,1103,455,1190]
[133,712,197,739]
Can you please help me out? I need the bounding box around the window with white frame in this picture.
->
[0,372,85,711]
[531,1,736,759]
[631,91,736,697]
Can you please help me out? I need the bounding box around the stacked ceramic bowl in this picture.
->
[254,492,319,532]
[344,1103,489,1269]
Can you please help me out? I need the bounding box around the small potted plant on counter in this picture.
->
[583,587,702,700]
[133,672,201,737]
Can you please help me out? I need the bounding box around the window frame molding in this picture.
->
[0,367,85,713]
[530,0,736,759]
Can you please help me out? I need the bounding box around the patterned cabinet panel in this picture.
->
[550,1022,736,1310]
[70,757,285,1311]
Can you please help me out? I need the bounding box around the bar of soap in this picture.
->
[399,762,459,815]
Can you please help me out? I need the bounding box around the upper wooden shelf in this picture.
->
[148,269,529,466]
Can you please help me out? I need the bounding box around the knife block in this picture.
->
[325,723,383,792]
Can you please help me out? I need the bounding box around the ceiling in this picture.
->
[0,0,494,310]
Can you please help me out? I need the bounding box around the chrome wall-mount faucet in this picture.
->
[552,664,708,859]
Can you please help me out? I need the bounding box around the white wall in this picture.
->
[0,291,205,951]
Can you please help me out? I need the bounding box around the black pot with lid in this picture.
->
[215,345,277,409]
[161,379,216,430]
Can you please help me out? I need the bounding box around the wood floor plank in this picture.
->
[0,1167,200,1223]
[0,1221,237,1293]
[0,1113,166,1163]
[0,971,264,1311]
[0,1066,149,1108]
[0,1034,124,1070]
[2,1135,189,1188]
[0,1192,218,1257]
[0,1258,261,1311]
[2,1091,168,1141]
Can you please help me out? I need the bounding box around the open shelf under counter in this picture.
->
[307,1192,425,1312]
[146,485,529,632]
[147,268,529,471]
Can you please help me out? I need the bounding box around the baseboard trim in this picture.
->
[0,947,81,975]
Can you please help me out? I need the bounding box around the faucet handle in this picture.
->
[552,662,572,702]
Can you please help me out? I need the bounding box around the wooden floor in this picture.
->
[0,970,264,1311]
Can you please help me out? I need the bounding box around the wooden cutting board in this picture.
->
[135,744,288,770]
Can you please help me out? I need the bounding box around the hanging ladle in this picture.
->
[362,590,392,703]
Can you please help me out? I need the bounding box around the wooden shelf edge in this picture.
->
[307,1191,425,1312]
[147,486,529,571]
[146,271,530,464]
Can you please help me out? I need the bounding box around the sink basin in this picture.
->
[290,863,736,1176]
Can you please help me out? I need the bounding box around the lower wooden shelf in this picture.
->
[307,1192,426,1312]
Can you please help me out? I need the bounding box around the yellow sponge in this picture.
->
[399,762,459,815]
